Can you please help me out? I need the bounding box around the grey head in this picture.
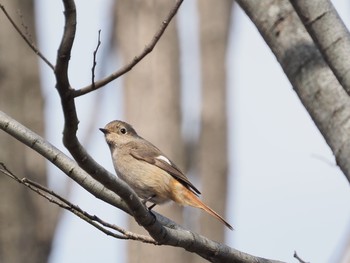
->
[99,120,138,148]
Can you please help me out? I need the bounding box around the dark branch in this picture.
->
[73,0,184,97]
[18,9,32,42]
[54,2,173,245]
[0,3,54,70]
[293,251,309,263]
[54,0,157,230]
[91,30,102,89]
[55,0,76,94]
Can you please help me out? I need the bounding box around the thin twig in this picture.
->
[0,4,54,70]
[23,177,156,243]
[17,9,33,44]
[73,0,184,97]
[91,30,102,89]
[294,251,309,263]
[0,162,157,244]
[310,153,337,167]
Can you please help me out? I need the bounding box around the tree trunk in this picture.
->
[0,1,59,262]
[196,0,233,242]
[114,1,190,262]
[236,0,350,183]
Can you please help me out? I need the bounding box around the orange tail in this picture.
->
[176,186,234,230]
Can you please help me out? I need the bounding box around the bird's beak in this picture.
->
[99,128,109,134]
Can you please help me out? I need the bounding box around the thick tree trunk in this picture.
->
[236,0,350,184]
[114,1,190,262]
[0,1,59,262]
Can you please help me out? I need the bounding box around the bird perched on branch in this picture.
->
[100,120,233,230]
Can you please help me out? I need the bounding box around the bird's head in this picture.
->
[100,120,138,148]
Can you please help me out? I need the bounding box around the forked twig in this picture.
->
[73,0,184,97]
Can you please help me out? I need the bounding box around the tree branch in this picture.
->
[0,163,156,244]
[0,0,284,261]
[0,110,128,212]
[237,0,350,184]
[52,0,287,261]
[54,0,182,245]
[0,111,284,262]
[0,0,293,261]
[91,29,102,89]
[289,0,350,96]
[0,3,54,70]
[72,0,184,97]
[293,251,309,263]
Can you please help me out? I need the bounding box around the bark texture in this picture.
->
[236,1,350,181]
[290,0,350,96]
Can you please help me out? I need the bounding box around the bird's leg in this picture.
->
[142,195,157,210]
[148,203,157,210]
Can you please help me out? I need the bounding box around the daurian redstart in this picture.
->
[100,120,233,230]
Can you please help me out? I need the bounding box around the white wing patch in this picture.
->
[156,155,171,165]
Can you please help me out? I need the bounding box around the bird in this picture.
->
[100,120,233,230]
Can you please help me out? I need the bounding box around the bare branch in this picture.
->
[289,0,350,96]
[0,109,283,262]
[91,29,102,89]
[0,110,128,213]
[237,0,350,184]
[0,163,156,244]
[0,3,54,70]
[54,0,161,242]
[55,0,76,94]
[18,9,32,43]
[73,0,184,97]
[47,0,284,261]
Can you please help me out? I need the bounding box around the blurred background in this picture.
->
[0,0,350,262]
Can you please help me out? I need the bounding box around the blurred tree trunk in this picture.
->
[196,0,233,242]
[114,1,190,262]
[0,1,59,262]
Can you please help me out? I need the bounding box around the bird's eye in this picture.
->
[120,128,127,134]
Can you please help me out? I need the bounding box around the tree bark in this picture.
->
[114,1,189,262]
[236,1,350,181]
[0,0,59,262]
[289,0,350,96]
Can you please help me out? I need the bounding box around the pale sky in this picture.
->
[32,1,350,262]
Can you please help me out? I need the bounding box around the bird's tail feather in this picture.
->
[182,188,234,230]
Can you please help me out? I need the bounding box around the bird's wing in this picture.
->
[128,140,201,195]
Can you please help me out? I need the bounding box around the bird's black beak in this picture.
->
[99,128,109,134]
